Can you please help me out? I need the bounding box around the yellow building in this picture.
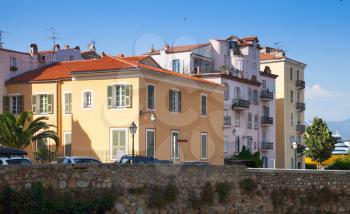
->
[260,48,307,169]
[5,55,224,165]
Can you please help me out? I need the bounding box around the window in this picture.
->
[147,85,155,110]
[248,88,253,102]
[224,109,231,125]
[3,95,23,114]
[69,55,74,61]
[171,131,179,160]
[254,114,259,130]
[297,91,300,103]
[172,59,180,73]
[10,57,17,70]
[146,129,155,157]
[200,133,208,159]
[234,87,241,99]
[297,70,300,80]
[224,136,228,154]
[235,111,240,127]
[262,80,267,91]
[193,57,213,74]
[64,92,72,114]
[253,63,257,75]
[224,84,229,100]
[235,136,240,153]
[32,94,53,114]
[290,112,294,126]
[262,130,267,141]
[237,60,244,71]
[83,91,92,108]
[290,68,293,80]
[64,132,72,156]
[200,94,207,116]
[290,90,294,103]
[247,112,252,129]
[169,90,181,112]
[290,135,295,145]
[107,84,132,108]
[253,89,258,105]
[263,106,270,116]
[110,128,128,161]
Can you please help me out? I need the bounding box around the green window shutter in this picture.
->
[169,90,173,112]
[125,85,132,108]
[32,95,37,114]
[48,94,53,114]
[64,93,71,114]
[178,91,182,112]
[3,96,9,112]
[18,95,24,113]
[107,86,112,108]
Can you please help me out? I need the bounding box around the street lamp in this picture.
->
[129,122,137,164]
[292,142,298,169]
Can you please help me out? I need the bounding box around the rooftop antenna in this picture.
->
[0,30,10,48]
[48,27,62,50]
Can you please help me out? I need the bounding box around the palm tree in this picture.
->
[0,111,59,151]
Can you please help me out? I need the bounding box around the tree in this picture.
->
[304,117,336,169]
[0,111,59,152]
[232,145,262,167]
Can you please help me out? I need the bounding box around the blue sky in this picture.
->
[1,0,349,122]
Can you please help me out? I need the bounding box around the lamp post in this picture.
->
[292,142,298,169]
[129,122,137,164]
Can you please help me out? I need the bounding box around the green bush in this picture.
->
[327,158,350,170]
[232,145,262,167]
[201,182,214,206]
[239,178,257,194]
[0,182,118,214]
[305,163,317,169]
[215,182,231,203]
[148,183,179,208]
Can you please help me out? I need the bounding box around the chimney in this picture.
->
[264,66,271,74]
[164,44,170,51]
[29,43,38,55]
[54,44,60,51]
[74,46,80,50]
[116,54,124,57]
[64,44,70,49]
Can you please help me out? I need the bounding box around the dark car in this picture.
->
[224,158,258,168]
[0,147,34,165]
[119,155,172,164]
[179,161,209,166]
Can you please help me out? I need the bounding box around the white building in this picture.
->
[147,35,277,168]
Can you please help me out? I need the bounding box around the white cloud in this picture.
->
[305,84,331,100]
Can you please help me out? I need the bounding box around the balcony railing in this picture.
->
[232,99,250,110]
[224,116,231,126]
[296,124,306,134]
[260,90,273,101]
[261,116,273,126]
[296,102,306,112]
[261,142,274,150]
[296,80,305,90]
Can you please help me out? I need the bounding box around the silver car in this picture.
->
[56,156,101,164]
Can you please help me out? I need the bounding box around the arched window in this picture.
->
[224,83,229,100]
[83,91,93,108]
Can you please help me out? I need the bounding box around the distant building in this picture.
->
[260,47,307,169]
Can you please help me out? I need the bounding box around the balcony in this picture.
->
[224,116,231,126]
[261,116,273,126]
[232,99,250,110]
[296,102,306,112]
[296,124,306,134]
[296,80,305,90]
[260,90,273,101]
[261,142,274,150]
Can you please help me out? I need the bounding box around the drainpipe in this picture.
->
[56,81,62,156]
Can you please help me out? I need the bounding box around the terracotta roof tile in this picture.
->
[147,43,209,55]
[260,53,285,61]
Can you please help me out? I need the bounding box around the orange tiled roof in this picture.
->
[147,43,209,55]
[241,36,258,42]
[260,53,285,61]
[116,55,149,63]
[7,55,222,87]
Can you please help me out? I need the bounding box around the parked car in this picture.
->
[118,155,172,164]
[0,147,34,165]
[224,159,258,168]
[56,156,101,164]
[179,161,209,166]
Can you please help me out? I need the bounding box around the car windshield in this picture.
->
[6,159,33,165]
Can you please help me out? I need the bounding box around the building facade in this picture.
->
[260,47,306,169]
[5,55,224,165]
[147,35,277,168]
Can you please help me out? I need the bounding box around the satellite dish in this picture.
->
[88,41,96,51]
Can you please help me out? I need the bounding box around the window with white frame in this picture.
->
[10,57,17,69]
[200,94,207,116]
[224,136,228,154]
[83,91,92,108]
[200,133,208,159]
[235,111,240,127]
[64,92,72,114]
[110,128,128,161]
[169,90,181,112]
[107,84,132,108]
[172,59,180,73]
[32,94,53,114]
[64,132,72,156]
[3,95,23,114]
[254,114,259,130]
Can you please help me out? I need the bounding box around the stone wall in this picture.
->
[0,164,349,213]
